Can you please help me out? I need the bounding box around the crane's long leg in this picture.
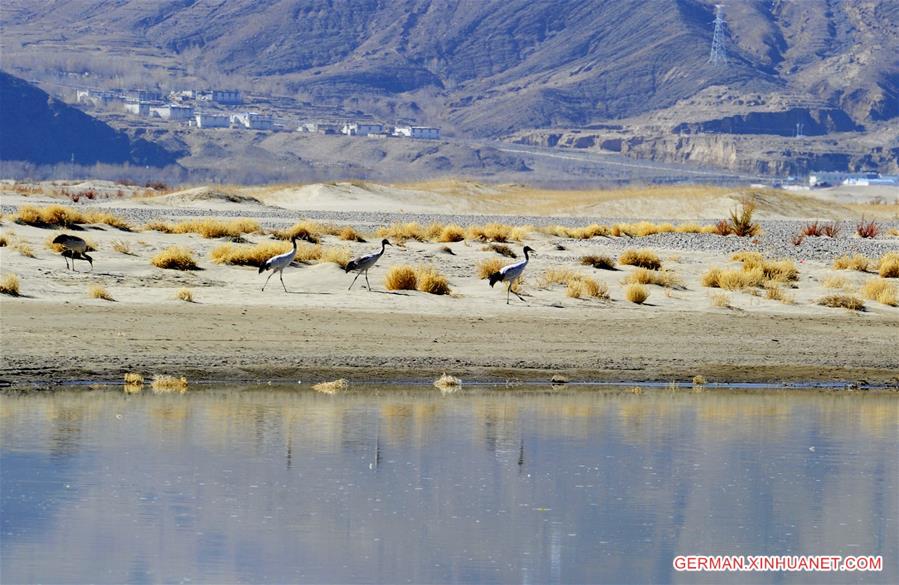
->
[506,281,511,304]
[62,253,70,270]
[280,269,288,293]
[262,270,276,291]
[509,279,526,303]
[364,269,371,291]
[348,270,362,290]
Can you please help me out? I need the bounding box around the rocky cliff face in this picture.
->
[0,71,177,167]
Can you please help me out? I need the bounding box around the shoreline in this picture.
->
[3,300,897,388]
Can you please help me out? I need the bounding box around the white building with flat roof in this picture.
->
[394,126,440,139]
[341,122,384,136]
[231,112,274,130]
[149,104,194,121]
[195,113,230,128]
[124,101,151,116]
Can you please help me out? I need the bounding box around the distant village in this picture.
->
[75,87,441,139]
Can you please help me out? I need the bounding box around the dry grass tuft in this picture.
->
[701,266,766,290]
[151,375,189,393]
[438,245,455,255]
[320,246,352,269]
[710,292,730,308]
[14,205,134,230]
[476,257,507,280]
[822,275,851,289]
[15,241,35,257]
[625,283,650,304]
[436,224,466,242]
[611,221,678,238]
[337,226,366,242]
[580,254,616,270]
[888,227,899,237]
[484,243,517,258]
[415,266,451,295]
[147,218,260,239]
[817,294,865,311]
[466,223,529,242]
[764,283,794,304]
[313,379,348,394]
[111,240,135,255]
[726,201,760,237]
[544,223,610,239]
[434,373,462,391]
[176,288,194,302]
[123,372,144,387]
[210,241,292,267]
[566,276,609,299]
[88,285,115,301]
[623,267,683,288]
[879,252,899,278]
[0,274,20,296]
[732,251,798,283]
[860,278,897,306]
[377,222,426,243]
[385,265,418,290]
[151,246,199,270]
[833,254,872,272]
[0,232,11,247]
[692,375,707,386]
[619,249,662,270]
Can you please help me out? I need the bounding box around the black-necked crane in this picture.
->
[488,245,535,304]
[259,236,298,292]
[345,238,391,291]
[52,234,93,271]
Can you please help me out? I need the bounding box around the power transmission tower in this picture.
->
[708,4,728,65]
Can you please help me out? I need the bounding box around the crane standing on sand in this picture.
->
[52,234,93,271]
[488,246,535,304]
[346,239,392,291]
[259,236,299,292]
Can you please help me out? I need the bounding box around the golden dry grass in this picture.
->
[466,223,530,242]
[732,251,798,282]
[710,292,730,308]
[313,378,348,394]
[833,254,872,272]
[611,221,677,237]
[764,283,794,304]
[543,224,610,239]
[476,257,507,280]
[436,224,466,242]
[566,276,609,299]
[879,252,899,278]
[88,285,114,301]
[618,249,662,270]
[111,240,134,255]
[580,254,616,270]
[320,246,352,269]
[822,275,850,289]
[415,266,451,295]
[625,283,650,304]
[14,205,134,230]
[151,246,199,270]
[210,241,292,266]
[145,218,260,239]
[175,288,194,302]
[123,372,144,386]
[15,241,35,257]
[376,222,427,243]
[434,373,462,390]
[385,265,418,290]
[484,243,517,258]
[817,294,865,311]
[692,375,707,386]
[623,268,682,288]
[337,226,366,242]
[151,375,189,393]
[860,278,897,306]
[888,227,899,237]
[0,274,20,296]
[539,267,579,287]
[0,232,11,247]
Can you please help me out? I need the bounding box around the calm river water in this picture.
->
[1,386,896,584]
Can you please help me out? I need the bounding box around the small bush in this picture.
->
[764,283,794,304]
[151,375,189,393]
[123,372,144,386]
[818,294,865,311]
[619,249,661,270]
[625,283,650,304]
[437,224,466,242]
[15,241,35,257]
[313,379,348,394]
[176,288,194,302]
[566,276,609,299]
[732,251,798,282]
[0,274,20,296]
[623,268,682,288]
[112,240,134,255]
[710,292,730,308]
[484,243,517,258]
[210,241,292,267]
[415,266,451,295]
[727,202,760,237]
[274,220,323,242]
[151,246,199,270]
[385,265,418,290]
[692,375,707,386]
[466,223,529,242]
[822,275,850,289]
[88,285,115,301]
[580,254,616,270]
[434,373,462,391]
[833,254,872,272]
[337,226,366,242]
[860,278,897,306]
[791,233,805,246]
[476,257,506,280]
[377,222,426,243]
[0,232,11,247]
[856,218,879,239]
[702,266,766,290]
[820,222,841,238]
[879,252,899,278]
[714,219,732,236]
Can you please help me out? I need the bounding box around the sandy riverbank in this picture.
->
[1,182,898,387]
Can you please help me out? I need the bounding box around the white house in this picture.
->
[200,89,242,104]
[231,112,274,130]
[149,104,194,121]
[394,126,441,139]
[76,89,122,107]
[341,122,384,136]
[124,101,151,116]
[195,113,230,128]
[126,89,163,102]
